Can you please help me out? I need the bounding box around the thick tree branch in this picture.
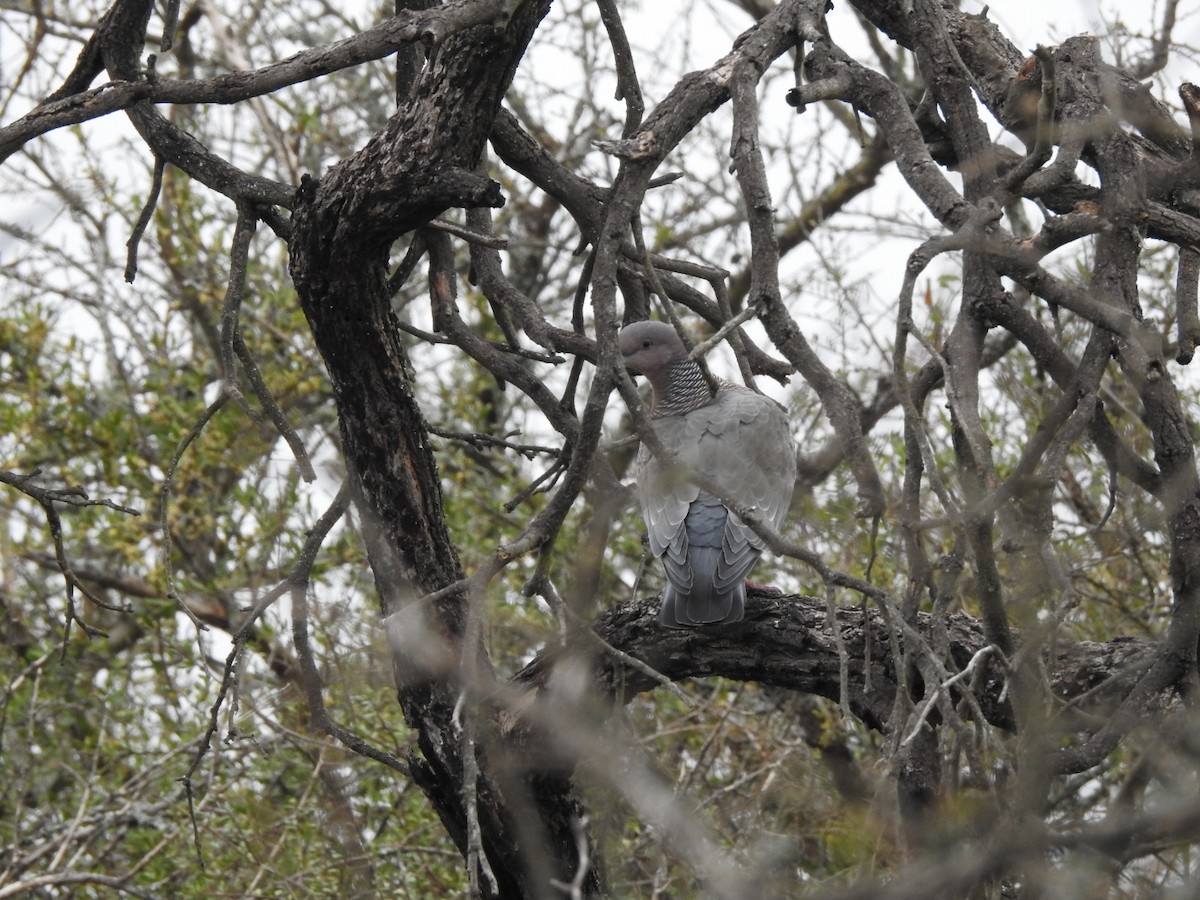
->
[516,591,1162,772]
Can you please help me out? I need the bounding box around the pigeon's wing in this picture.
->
[692,386,797,590]
[634,416,700,571]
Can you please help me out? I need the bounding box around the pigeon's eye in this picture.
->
[642,339,652,349]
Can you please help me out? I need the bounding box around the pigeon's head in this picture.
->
[618,321,687,376]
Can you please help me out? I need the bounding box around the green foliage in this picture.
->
[0,27,462,890]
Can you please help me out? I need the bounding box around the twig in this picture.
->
[218,203,258,409]
[158,395,227,632]
[824,582,852,721]
[686,301,764,365]
[1133,0,1180,79]
[460,562,502,900]
[232,331,317,481]
[428,216,508,249]
[595,0,644,136]
[428,425,560,459]
[124,155,165,283]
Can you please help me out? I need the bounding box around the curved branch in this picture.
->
[515,591,1163,774]
[0,0,526,164]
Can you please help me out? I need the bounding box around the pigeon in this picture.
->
[619,320,796,627]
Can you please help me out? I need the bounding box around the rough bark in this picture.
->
[517,590,1163,740]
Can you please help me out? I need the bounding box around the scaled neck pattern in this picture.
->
[652,357,719,418]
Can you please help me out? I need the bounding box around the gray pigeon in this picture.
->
[619,320,796,627]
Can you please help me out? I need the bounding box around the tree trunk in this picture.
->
[287,2,595,896]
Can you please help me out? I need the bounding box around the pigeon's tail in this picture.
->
[658,495,751,627]
[659,565,745,627]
